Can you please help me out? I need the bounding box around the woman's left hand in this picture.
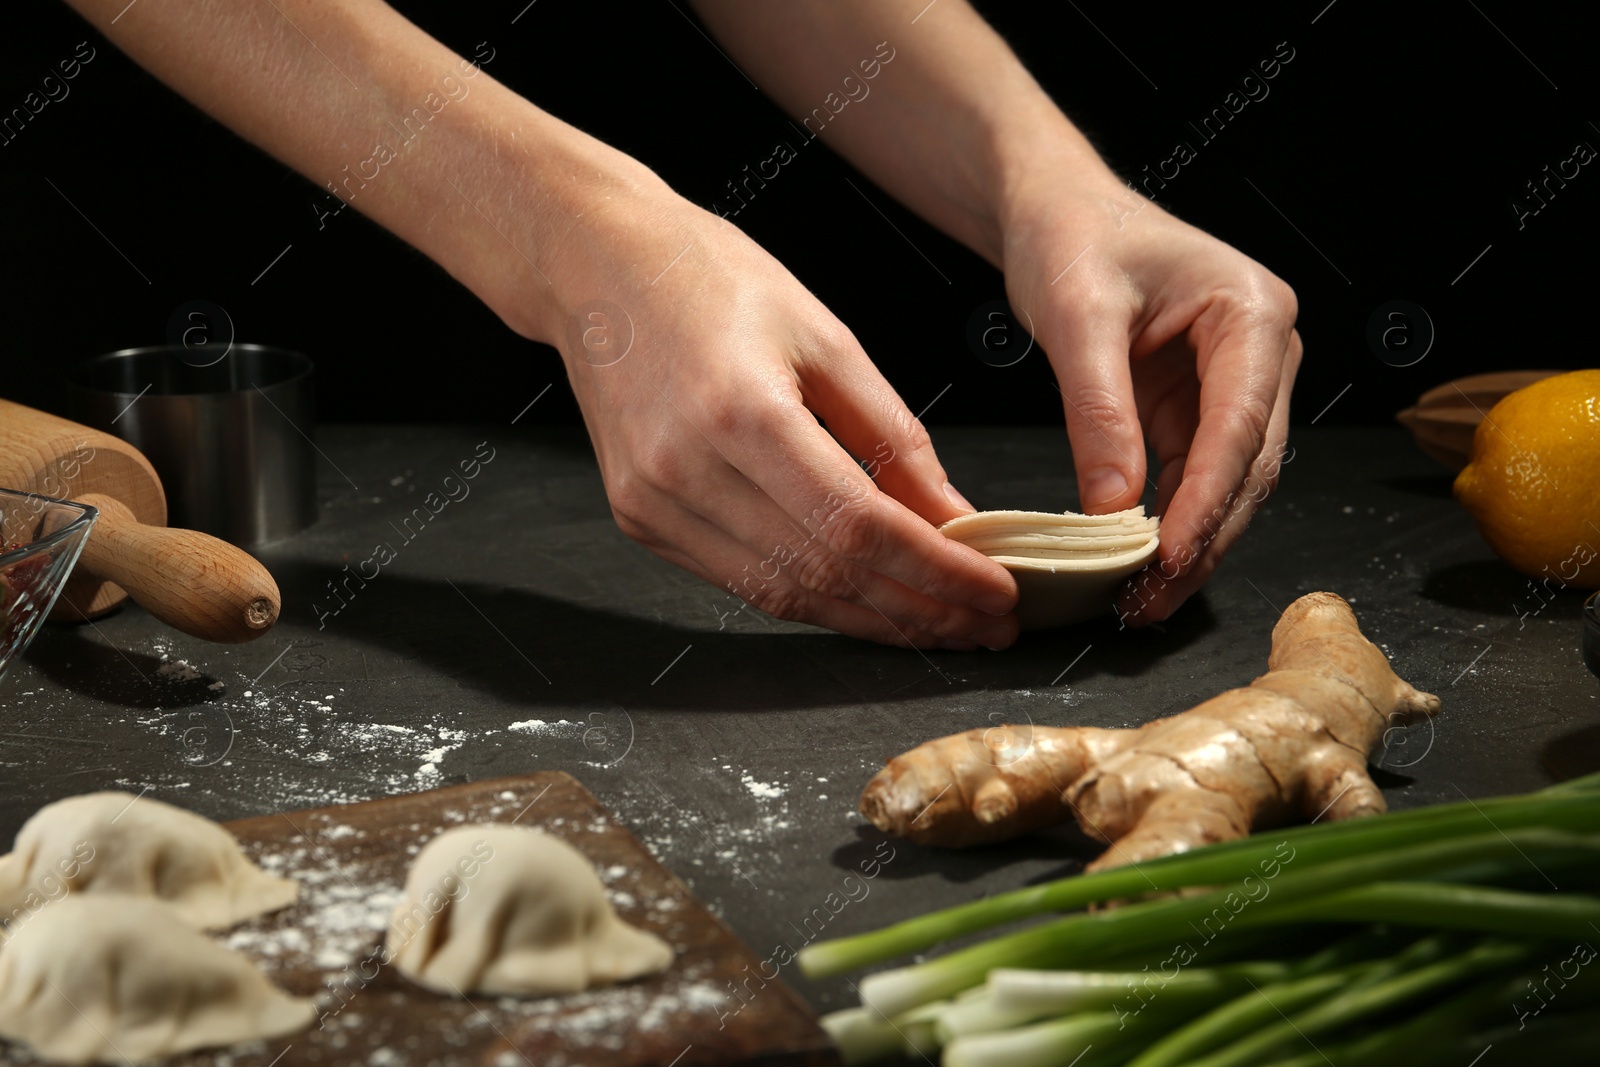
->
[998,165,1303,625]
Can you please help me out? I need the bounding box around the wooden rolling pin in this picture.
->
[0,398,280,643]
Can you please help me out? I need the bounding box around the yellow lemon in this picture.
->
[1454,369,1600,588]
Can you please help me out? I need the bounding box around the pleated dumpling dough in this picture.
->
[941,506,1160,629]
[0,894,315,1065]
[386,824,673,997]
[0,792,296,931]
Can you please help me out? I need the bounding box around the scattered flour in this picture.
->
[224,846,403,977]
[741,772,784,799]
[617,766,798,908]
[155,659,202,682]
[416,744,455,782]
[485,977,728,1060]
[508,718,583,736]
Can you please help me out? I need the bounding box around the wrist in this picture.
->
[373,72,674,347]
[985,102,1131,249]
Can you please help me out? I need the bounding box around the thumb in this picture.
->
[795,333,975,527]
[1044,310,1147,513]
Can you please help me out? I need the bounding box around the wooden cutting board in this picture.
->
[155,774,839,1067]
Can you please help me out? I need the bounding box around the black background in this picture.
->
[1,1,1594,430]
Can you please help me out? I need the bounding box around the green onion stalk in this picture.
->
[799,774,1600,978]
[940,1011,1130,1067]
[812,777,1600,1064]
[853,830,1600,1018]
[1253,964,1600,1066]
[1129,937,1528,1067]
[921,940,1450,1067]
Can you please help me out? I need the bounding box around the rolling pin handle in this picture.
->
[76,493,282,643]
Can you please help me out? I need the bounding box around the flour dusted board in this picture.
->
[156,774,836,1067]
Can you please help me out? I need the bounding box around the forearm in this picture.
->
[63,0,662,342]
[689,0,1117,267]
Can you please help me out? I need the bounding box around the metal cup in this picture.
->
[68,345,318,547]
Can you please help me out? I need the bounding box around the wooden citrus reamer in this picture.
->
[0,398,280,642]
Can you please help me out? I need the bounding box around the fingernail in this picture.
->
[976,620,1015,649]
[973,591,1014,616]
[943,481,975,513]
[1082,467,1130,508]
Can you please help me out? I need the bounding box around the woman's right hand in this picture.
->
[59,0,1015,648]
[505,174,1020,650]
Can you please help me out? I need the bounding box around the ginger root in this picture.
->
[860,592,1441,872]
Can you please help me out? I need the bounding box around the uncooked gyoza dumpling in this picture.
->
[386,824,673,996]
[0,792,296,931]
[941,506,1160,629]
[0,894,315,1064]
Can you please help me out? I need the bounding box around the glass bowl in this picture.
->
[0,489,98,684]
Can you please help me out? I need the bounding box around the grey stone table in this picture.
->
[3,425,1596,1016]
